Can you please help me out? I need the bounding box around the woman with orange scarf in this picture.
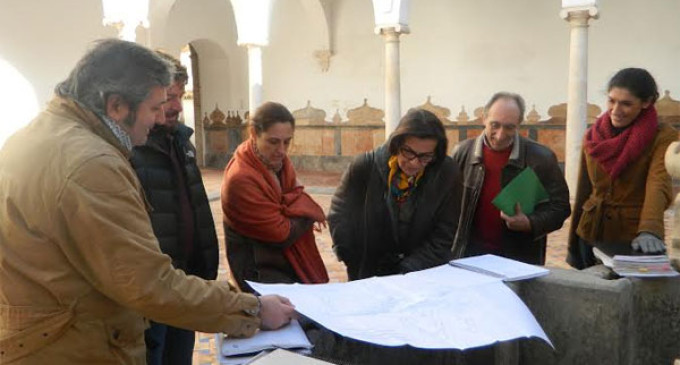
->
[221,102,329,292]
[567,68,678,269]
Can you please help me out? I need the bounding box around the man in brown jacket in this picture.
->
[0,39,295,364]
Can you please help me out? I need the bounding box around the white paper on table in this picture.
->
[248,264,552,350]
[220,319,312,357]
[449,254,550,281]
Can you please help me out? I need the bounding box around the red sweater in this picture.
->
[471,144,511,252]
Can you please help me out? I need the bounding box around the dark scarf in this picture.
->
[585,106,658,179]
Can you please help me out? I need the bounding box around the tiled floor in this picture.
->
[192,168,675,364]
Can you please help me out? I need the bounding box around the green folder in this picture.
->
[492,167,549,216]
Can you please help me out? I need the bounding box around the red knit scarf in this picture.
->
[585,106,658,179]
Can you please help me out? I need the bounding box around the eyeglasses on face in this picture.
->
[399,145,435,164]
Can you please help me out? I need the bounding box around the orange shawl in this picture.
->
[221,138,329,284]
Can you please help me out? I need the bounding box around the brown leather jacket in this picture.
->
[451,133,571,265]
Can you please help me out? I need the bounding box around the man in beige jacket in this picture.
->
[0,39,296,364]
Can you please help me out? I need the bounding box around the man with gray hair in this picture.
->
[451,92,570,265]
[0,39,295,364]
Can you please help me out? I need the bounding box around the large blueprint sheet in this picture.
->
[249,265,552,350]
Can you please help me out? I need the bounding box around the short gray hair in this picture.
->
[56,39,172,115]
[483,92,526,124]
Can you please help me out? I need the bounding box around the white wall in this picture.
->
[265,0,382,119]
[160,0,248,115]
[0,0,116,107]
[261,0,680,119]
[0,0,116,145]
[2,0,679,128]
[589,0,680,102]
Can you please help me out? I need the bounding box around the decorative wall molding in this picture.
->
[293,100,327,125]
[202,92,680,169]
[547,102,601,124]
[656,90,680,117]
[313,49,332,72]
[346,99,384,125]
[410,96,452,124]
[203,104,245,129]
[526,105,541,124]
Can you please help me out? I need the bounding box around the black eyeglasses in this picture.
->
[399,146,435,164]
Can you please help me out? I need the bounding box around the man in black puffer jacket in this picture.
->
[130,51,218,365]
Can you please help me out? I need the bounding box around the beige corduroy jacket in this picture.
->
[0,97,260,364]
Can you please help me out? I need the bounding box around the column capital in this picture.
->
[560,7,599,23]
[242,43,265,49]
[375,25,410,36]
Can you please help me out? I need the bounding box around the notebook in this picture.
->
[449,254,550,281]
[218,320,313,365]
[492,167,549,216]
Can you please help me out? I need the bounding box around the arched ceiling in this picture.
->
[149,0,332,55]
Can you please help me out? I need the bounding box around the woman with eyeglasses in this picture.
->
[328,109,462,280]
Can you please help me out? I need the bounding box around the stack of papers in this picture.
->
[218,320,313,365]
[449,254,550,281]
[612,255,680,278]
[592,247,614,268]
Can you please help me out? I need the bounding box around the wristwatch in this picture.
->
[244,295,261,317]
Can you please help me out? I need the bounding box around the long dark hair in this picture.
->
[608,68,659,104]
[387,109,447,164]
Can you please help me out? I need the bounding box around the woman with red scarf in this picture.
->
[567,68,678,269]
[221,102,329,292]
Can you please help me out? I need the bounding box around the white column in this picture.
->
[561,8,598,196]
[230,0,274,119]
[381,27,402,136]
[247,45,263,119]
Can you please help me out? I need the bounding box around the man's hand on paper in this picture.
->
[500,203,532,233]
[259,294,297,330]
[631,232,666,254]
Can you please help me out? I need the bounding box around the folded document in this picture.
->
[449,254,550,281]
[218,319,313,364]
[492,167,549,216]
